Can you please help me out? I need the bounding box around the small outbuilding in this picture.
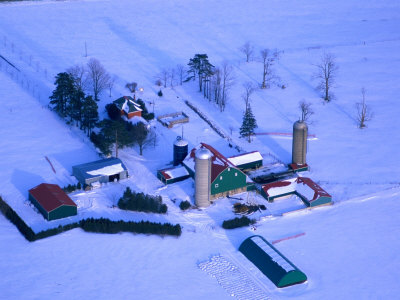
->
[29,183,77,221]
[239,235,307,288]
[72,157,128,186]
[157,166,190,185]
[228,151,263,171]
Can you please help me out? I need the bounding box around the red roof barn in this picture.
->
[28,183,77,221]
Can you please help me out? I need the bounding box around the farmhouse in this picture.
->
[72,157,128,186]
[113,96,142,119]
[261,177,332,207]
[239,235,307,288]
[28,183,77,221]
[183,143,254,200]
[227,151,263,171]
[157,166,190,185]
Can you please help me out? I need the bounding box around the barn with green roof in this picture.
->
[239,235,307,288]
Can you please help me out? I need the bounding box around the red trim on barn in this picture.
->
[261,180,293,198]
[296,177,331,202]
[188,143,238,183]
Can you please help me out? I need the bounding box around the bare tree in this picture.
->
[220,62,235,112]
[299,100,314,123]
[107,76,116,97]
[242,82,256,110]
[86,58,111,101]
[125,82,137,94]
[169,68,175,87]
[157,69,169,88]
[176,64,186,85]
[239,41,254,63]
[313,52,338,102]
[260,48,280,89]
[356,88,373,128]
[132,122,156,155]
[67,64,87,91]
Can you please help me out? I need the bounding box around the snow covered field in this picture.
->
[0,0,399,299]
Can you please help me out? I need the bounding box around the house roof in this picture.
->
[114,96,142,114]
[183,143,238,183]
[72,158,127,180]
[29,183,77,213]
[228,151,263,167]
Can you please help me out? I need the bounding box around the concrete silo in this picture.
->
[173,137,188,166]
[195,147,212,208]
[292,120,308,165]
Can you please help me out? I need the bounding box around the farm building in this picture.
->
[157,166,190,185]
[183,143,254,201]
[228,151,263,170]
[239,235,307,288]
[28,183,77,221]
[113,96,142,119]
[72,157,128,186]
[261,177,332,207]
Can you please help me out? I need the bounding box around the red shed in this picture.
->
[28,183,77,221]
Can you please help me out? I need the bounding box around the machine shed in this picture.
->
[157,166,190,185]
[239,235,307,288]
[28,183,77,221]
[72,157,128,186]
[228,151,263,170]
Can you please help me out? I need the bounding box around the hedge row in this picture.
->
[80,218,181,236]
[0,196,181,242]
[222,216,255,229]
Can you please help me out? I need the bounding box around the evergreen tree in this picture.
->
[105,103,121,121]
[49,72,75,117]
[81,95,99,136]
[240,104,258,143]
[67,87,85,126]
[187,54,214,92]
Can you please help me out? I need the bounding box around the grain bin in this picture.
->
[195,147,212,208]
[173,137,189,166]
[292,121,308,165]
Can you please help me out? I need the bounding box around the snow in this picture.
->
[86,163,125,177]
[0,0,399,299]
[296,181,317,201]
[228,152,263,167]
[265,178,297,198]
[164,166,189,179]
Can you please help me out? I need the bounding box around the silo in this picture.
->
[195,148,212,208]
[173,137,188,166]
[292,121,308,165]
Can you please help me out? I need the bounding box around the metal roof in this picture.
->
[184,143,240,183]
[239,235,307,288]
[72,157,127,180]
[29,183,77,213]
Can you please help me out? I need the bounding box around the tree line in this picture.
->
[118,187,167,214]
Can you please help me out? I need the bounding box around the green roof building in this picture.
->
[239,235,307,288]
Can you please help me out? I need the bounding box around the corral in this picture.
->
[157,112,189,128]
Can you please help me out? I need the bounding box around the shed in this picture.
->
[228,151,263,170]
[239,235,307,288]
[72,157,128,186]
[157,166,190,184]
[261,177,332,207]
[28,183,77,221]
